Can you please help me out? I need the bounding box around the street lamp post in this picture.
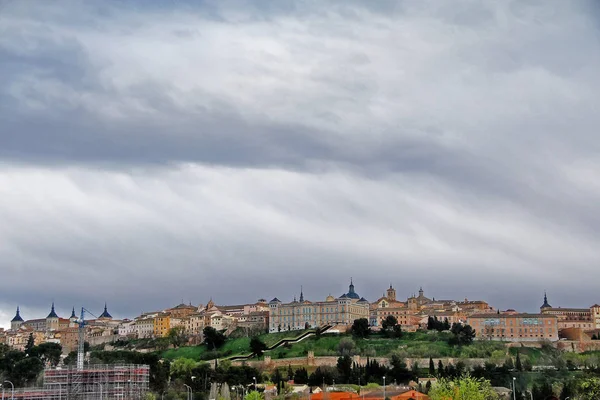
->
[184,383,192,400]
[383,377,386,400]
[253,377,257,391]
[512,377,516,400]
[3,381,14,400]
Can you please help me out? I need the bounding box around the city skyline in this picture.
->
[2,1,600,327]
[0,284,591,330]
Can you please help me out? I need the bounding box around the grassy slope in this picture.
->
[163,330,507,361]
[163,329,313,361]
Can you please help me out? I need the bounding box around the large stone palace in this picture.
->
[268,279,370,333]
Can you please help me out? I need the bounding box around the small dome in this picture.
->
[326,295,335,302]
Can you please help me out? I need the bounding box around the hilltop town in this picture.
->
[3,281,600,354]
[2,280,600,399]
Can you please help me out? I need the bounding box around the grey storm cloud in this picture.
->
[1,0,600,327]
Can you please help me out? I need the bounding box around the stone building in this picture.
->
[467,313,559,342]
[268,279,369,333]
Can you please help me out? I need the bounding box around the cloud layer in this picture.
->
[1,0,600,326]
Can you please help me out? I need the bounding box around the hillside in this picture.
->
[163,330,507,361]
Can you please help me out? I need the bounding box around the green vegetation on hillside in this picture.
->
[163,330,506,361]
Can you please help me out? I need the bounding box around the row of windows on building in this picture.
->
[272,307,343,315]
[481,328,553,334]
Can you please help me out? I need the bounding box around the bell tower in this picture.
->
[11,306,24,330]
[386,284,396,302]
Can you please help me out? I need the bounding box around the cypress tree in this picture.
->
[437,360,444,377]
[25,333,35,351]
[429,357,435,376]
[515,352,523,371]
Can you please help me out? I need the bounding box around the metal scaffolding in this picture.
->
[8,364,150,400]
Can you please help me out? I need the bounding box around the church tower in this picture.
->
[99,303,113,320]
[11,306,24,330]
[46,302,59,331]
[386,284,396,302]
[69,307,78,327]
[540,292,552,310]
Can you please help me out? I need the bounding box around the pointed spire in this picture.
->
[99,302,112,319]
[300,286,304,302]
[47,302,58,319]
[541,291,551,309]
[11,306,24,322]
[70,307,76,319]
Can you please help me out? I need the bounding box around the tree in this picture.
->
[449,323,475,346]
[31,342,62,367]
[167,326,188,348]
[503,357,514,370]
[250,337,267,357]
[25,333,35,352]
[560,380,574,400]
[272,368,284,392]
[429,357,435,376]
[63,351,77,366]
[11,356,44,386]
[437,360,444,377]
[337,355,352,383]
[443,318,451,331]
[351,318,370,338]
[308,366,338,386]
[515,352,523,371]
[429,376,499,400]
[576,377,600,400]
[381,316,402,338]
[245,391,264,400]
[203,326,226,349]
[427,317,435,330]
[294,368,309,384]
[522,358,533,372]
[338,338,355,356]
[381,316,398,336]
[170,358,197,380]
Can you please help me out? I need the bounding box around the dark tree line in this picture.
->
[427,316,451,332]
[0,340,63,387]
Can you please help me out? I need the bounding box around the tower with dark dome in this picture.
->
[540,292,552,310]
[46,302,60,331]
[345,278,361,300]
[11,306,24,330]
[99,303,113,320]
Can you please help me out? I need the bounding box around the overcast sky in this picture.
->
[1,0,600,328]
